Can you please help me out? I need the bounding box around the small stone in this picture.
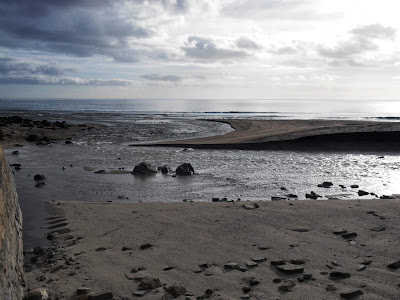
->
[361,260,372,265]
[87,291,113,300]
[371,225,385,232]
[318,182,333,188]
[77,288,91,295]
[350,185,359,188]
[95,247,107,252]
[133,290,147,297]
[241,203,259,210]
[357,190,369,196]
[212,198,220,202]
[138,277,162,290]
[290,259,306,265]
[166,284,186,298]
[357,265,366,271]
[163,266,174,271]
[23,288,48,300]
[34,174,46,180]
[292,228,309,232]
[278,280,295,292]
[161,292,174,300]
[326,284,337,291]
[329,271,351,279]
[251,257,267,263]
[333,230,347,235]
[224,262,239,270]
[339,289,364,299]
[242,286,251,293]
[276,264,304,274]
[349,240,357,246]
[342,232,357,239]
[273,278,282,284]
[140,243,152,250]
[331,261,339,266]
[246,261,258,268]
[122,247,132,251]
[387,260,400,269]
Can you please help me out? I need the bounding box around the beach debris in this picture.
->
[329,271,351,279]
[165,284,187,298]
[350,185,359,188]
[175,163,195,176]
[23,288,48,300]
[326,283,338,291]
[140,243,152,250]
[318,181,333,188]
[34,174,46,180]
[305,191,321,199]
[339,289,363,299]
[387,260,400,269]
[278,280,296,292]
[241,203,259,210]
[341,232,357,239]
[132,162,157,174]
[138,277,162,290]
[357,190,369,196]
[371,225,385,232]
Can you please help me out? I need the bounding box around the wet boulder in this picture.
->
[132,162,157,174]
[176,163,195,176]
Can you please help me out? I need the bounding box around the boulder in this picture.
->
[23,288,48,300]
[176,163,195,176]
[132,162,157,174]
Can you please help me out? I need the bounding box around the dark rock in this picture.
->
[95,247,107,252]
[88,291,113,300]
[333,230,347,235]
[175,163,195,176]
[280,187,287,191]
[163,266,174,271]
[371,225,385,232]
[357,190,369,196]
[292,228,309,232]
[350,185,359,188]
[305,191,321,200]
[212,198,220,202]
[224,262,239,270]
[273,278,282,284]
[166,284,187,297]
[12,150,19,155]
[132,162,157,174]
[77,287,91,295]
[140,243,152,250]
[138,277,162,290]
[361,260,372,265]
[158,165,170,174]
[35,182,46,188]
[122,247,132,251]
[380,195,396,199]
[329,271,351,279]
[341,232,357,239]
[339,185,346,189]
[94,170,105,174]
[23,288,48,300]
[271,196,287,201]
[339,289,363,299]
[64,140,73,145]
[278,280,295,292]
[34,174,46,180]
[318,182,333,188]
[276,264,304,274]
[387,260,400,269]
[287,194,298,198]
[241,203,259,210]
[326,284,337,291]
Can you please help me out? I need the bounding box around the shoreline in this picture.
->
[133,119,400,151]
[24,199,400,299]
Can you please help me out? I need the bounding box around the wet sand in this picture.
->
[24,199,400,300]
[138,119,400,151]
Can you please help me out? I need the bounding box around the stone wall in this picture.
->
[0,147,24,299]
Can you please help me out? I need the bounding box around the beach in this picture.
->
[24,199,400,299]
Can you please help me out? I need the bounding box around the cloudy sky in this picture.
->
[1,0,399,99]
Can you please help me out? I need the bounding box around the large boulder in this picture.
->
[132,162,157,174]
[176,163,194,176]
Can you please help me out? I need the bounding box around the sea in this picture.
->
[1,98,400,249]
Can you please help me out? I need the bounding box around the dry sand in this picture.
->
[139,120,400,151]
[25,199,400,299]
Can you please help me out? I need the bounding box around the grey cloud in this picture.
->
[270,46,298,55]
[351,24,396,40]
[0,1,154,61]
[183,36,248,62]
[0,58,71,76]
[236,37,261,50]
[141,74,183,82]
[317,36,377,59]
[0,75,133,86]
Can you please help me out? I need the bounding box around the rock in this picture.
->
[212,198,220,202]
[350,185,359,188]
[132,162,157,174]
[122,247,132,251]
[35,182,46,188]
[224,262,239,270]
[251,257,267,263]
[132,290,147,297]
[333,230,347,235]
[342,232,357,239]
[287,194,298,198]
[273,278,282,284]
[292,228,309,232]
[357,265,366,271]
[326,284,337,291]
[305,191,321,200]
[94,170,105,174]
[161,292,174,300]
[280,187,287,191]
[290,259,306,265]
[318,182,333,188]
[361,259,372,265]
[175,163,195,176]
[242,286,251,293]
[77,288,91,295]
[278,280,295,292]
[138,277,162,290]
[246,261,258,268]
[64,140,73,144]
[95,247,107,252]
[329,271,351,279]
[387,260,400,269]
[158,165,170,174]
[275,264,304,274]
[380,195,396,199]
[140,243,152,250]
[339,289,363,299]
[23,288,48,300]
[12,150,19,155]
[34,174,46,180]
[271,196,287,201]
[371,225,385,232]
[339,185,346,188]
[357,190,369,196]
[241,203,259,210]
[166,284,187,297]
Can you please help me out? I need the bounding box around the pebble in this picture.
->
[140,243,152,250]
[275,263,304,274]
[387,260,400,269]
[357,265,366,271]
[224,262,239,270]
[339,289,364,299]
[95,247,107,252]
[246,261,258,268]
[138,277,162,290]
[278,280,296,292]
[329,271,351,279]
[23,288,48,300]
[371,225,385,232]
[326,283,337,291]
[342,232,357,239]
[76,287,91,295]
[165,284,186,297]
[241,203,259,210]
[87,291,113,300]
[251,257,267,263]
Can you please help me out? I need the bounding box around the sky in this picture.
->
[0,0,400,100]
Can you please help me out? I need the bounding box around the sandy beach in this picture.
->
[24,199,400,299]
[140,119,400,151]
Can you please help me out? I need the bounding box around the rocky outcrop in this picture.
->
[0,147,24,300]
